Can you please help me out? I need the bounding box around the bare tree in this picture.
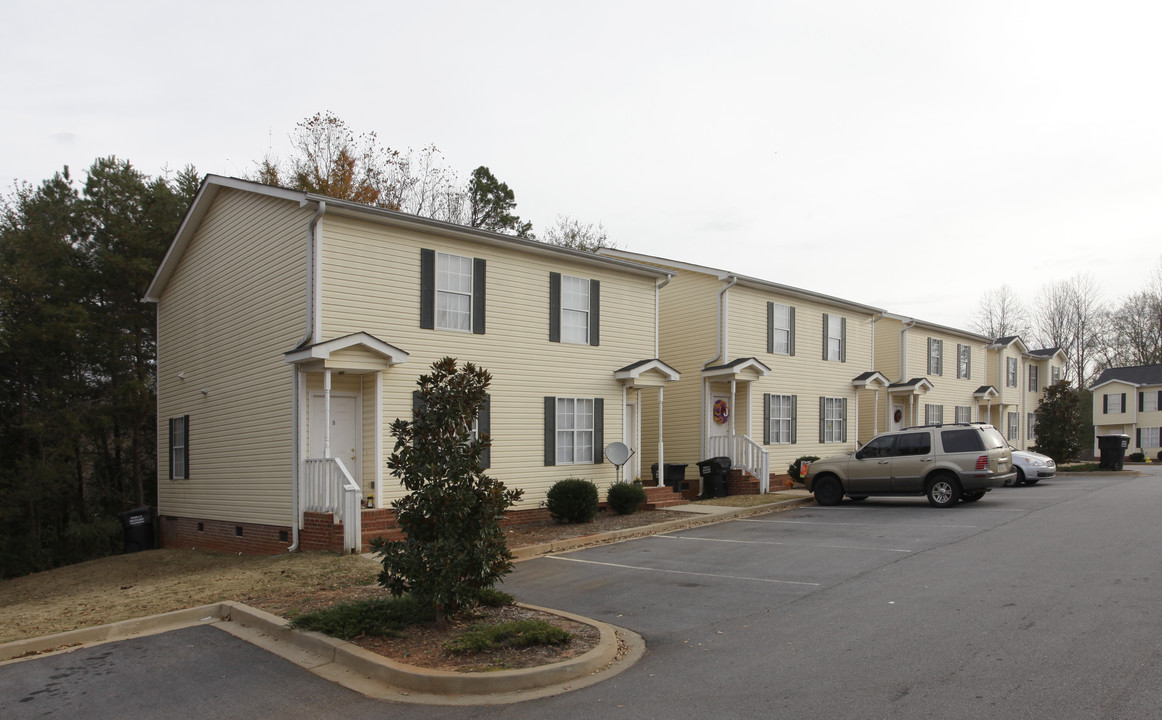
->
[970,285,1030,339]
[540,215,617,253]
[1035,274,1102,386]
[1093,257,1162,371]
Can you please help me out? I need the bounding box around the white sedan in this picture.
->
[1009,448,1056,485]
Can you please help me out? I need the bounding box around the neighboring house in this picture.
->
[1092,365,1162,459]
[598,250,884,494]
[983,337,1067,450]
[145,176,678,555]
[873,315,994,436]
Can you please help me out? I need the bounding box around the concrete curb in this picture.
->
[0,600,642,705]
[512,495,816,560]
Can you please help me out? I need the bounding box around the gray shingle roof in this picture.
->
[1092,365,1162,387]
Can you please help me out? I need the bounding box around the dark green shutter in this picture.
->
[840,317,847,363]
[182,415,189,477]
[589,280,600,346]
[763,394,771,444]
[1140,392,1145,412]
[168,418,175,479]
[822,315,829,360]
[789,306,796,356]
[841,399,848,443]
[593,398,604,463]
[1122,393,1127,412]
[819,396,826,442]
[1103,394,1108,413]
[544,397,556,466]
[419,249,434,329]
[472,258,486,334]
[791,396,798,444]
[549,273,561,342]
[766,303,774,354]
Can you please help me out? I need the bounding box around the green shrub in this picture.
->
[288,595,435,639]
[606,481,648,515]
[476,588,514,607]
[444,619,572,654]
[788,456,820,482]
[547,478,599,523]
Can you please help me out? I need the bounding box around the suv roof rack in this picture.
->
[902,422,991,430]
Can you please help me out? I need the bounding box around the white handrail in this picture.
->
[303,457,362,553]
[705,434,771,494]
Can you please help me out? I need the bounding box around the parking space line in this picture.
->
[547,555,821,586]
[654,534,912,553]
[739,518,979,529]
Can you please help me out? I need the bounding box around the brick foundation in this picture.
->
[159,515,292,555]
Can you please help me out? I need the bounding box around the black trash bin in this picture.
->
[118,506,155,553]
[651,462,688,491]
[696,456,732,498]
[1097,434,1131,471]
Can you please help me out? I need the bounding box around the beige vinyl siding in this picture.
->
[735,287,873,469]
[875,317,903,381]
[642,269,725,472]
[903,331,982,423]
[317,215,659,507]
[156,189,310,526]
[1094,381,1136,425]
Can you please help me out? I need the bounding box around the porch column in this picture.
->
[324,368,332,457]
[874,389,880,435]
[746,381,753,438]
[853,392,860,446]
[910,395,916,426]
[729,379,737,448]
[374,370,383,508]
[657,386,665,473]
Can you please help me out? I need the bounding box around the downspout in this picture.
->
[898,319,916,381]
[655,273,672,359]
[701,276,738,459]
[289,199,326,552]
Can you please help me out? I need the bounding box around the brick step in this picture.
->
[645,498,690,510]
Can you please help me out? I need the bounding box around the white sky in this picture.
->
[4,0,1161,333]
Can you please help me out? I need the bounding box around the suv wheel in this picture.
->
[926,475,961,508]
[813,475,844,506]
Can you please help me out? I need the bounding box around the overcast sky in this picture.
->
[4,1,1160,334]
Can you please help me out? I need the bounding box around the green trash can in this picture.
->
[1096,434,1130,471]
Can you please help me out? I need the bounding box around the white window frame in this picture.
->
[928,339,943,376]
[924,403,944,425]
[1051,366,1061,384]
[1107,393,1126,413]
[827,316,843,362]
[771,304,792,355]
[823,397,845,442]
[435,251,473,332]
[957,344,971,379]
[1007,412,1019,440]
[556,398,594,464]
[1027,412,1036,440]
[1143,392,1159,412]
[1028,366,1039,392]
[1006,357,1018,387]
[171,416,187,480]
[1142,427,1161,448]
[560,275,590,344]
[955,406,972,424]
[769,394,793,444]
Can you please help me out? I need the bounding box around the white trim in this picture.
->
[284,332,408,365]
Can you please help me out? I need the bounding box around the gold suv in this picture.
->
[803,423,1016,508]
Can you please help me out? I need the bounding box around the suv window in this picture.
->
[979,426,1006,449]
[941,428,984,453]
[897,432,931,456]
[859,435,897,458]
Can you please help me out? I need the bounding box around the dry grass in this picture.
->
[692,491,804,508]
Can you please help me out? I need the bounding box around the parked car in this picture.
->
[1009,447,1055,485]
[803,423,1016,508]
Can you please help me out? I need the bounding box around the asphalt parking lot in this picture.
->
[4,469,1161,720]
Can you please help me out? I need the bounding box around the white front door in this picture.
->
[625,400,640,482]
[891,403,905,432]
[309,393,361,484]
[709,394,731,454]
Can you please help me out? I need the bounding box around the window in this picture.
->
[1006,357,1018,387]
[1140,427,1161,448]
[1103,393,1127,414]
[941,429,984,453]
[1028,366,1039,392]
[923,404,944,425]
[768,303,795,355]
[764,394,796,444]
[957,344,971,379]
[823,314,846,362]
[1141,391,1160,412]
[860,434,897,458]
[1051,366,1060,384]
[544,397,603,465]
[927,338,943,376]
[1027,412,1036,440]
[955,406,972,423]
[820,397,847,443]
[898,432,932,456]
[1007,412,1019,440]
[550,273,600,346]
[420,249,485,334]
[169,415,189,479]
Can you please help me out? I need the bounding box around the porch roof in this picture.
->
[974,385,1000,400]
[887,377,935,395]
[614,358,681,387]
[702,356,771,381]
[284,332,408,368]
[852,370,891,389]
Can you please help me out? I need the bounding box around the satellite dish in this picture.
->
[605,442,631,466]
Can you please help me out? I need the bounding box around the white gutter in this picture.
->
[655,273,672,358]
[898,319,916,380]
[289,200,326,552]
[700,276,738,459]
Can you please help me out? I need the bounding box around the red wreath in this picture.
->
[713,399,730,424]
[893,408,903,423]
